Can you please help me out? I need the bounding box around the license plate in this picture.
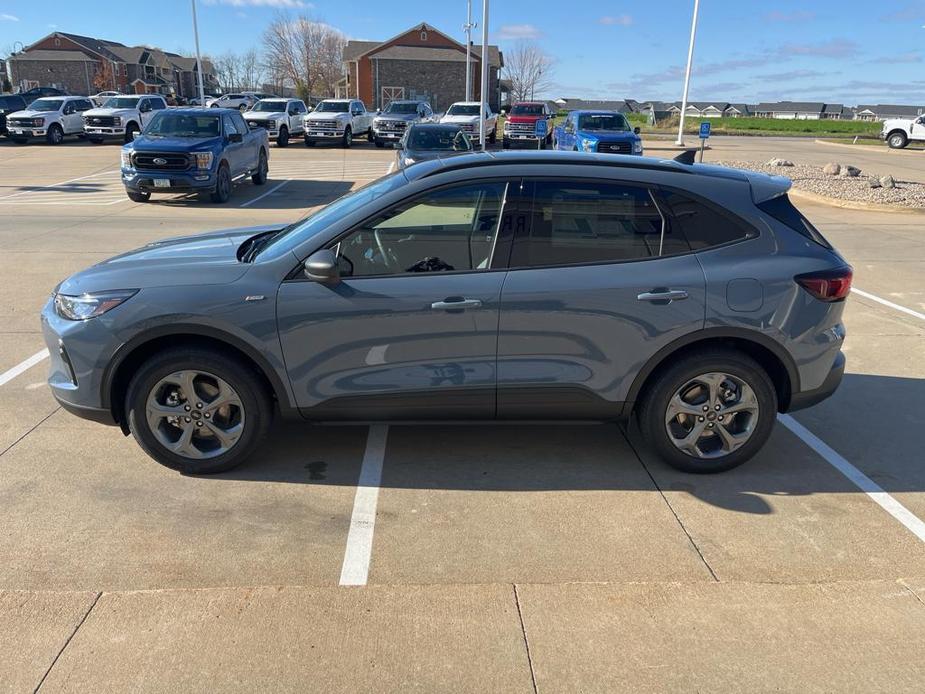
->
[11,129,22,134]
[311,131,326,136]
[153,179,171,188]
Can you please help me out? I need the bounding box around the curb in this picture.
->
[813,139,925,155]
[788,187,925,215]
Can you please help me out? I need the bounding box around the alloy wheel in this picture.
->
[664,372,760,459]
[145,370,245,459]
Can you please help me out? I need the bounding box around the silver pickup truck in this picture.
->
[303,99,374,148]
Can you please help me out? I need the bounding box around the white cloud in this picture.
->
[598,15,632,26]
[202,0,312,8]
[496,24,542,40]
[0,13,20,21]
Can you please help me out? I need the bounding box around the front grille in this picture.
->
[598,141,632,154]
[505,122,535,134]
[132,152,190,171]
[85,115,117,127]
[458,123,477,133]
[247,120,271,130]
[378,119,407,132]
[7,118,34,128]
[305,120,338,131]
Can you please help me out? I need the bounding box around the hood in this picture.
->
[306,111,349,121]
[84,107,138,118]
[57,225,285,295]
[507,115,545,123]
[882,118,911,129]
[245,111,285,121]
[441,114,481,124]
[8,109,58,119]
[375,113,418,123]
[131,135,223,152]
[577,129,638,141]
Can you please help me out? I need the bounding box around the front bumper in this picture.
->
[304,128,345,139]
[84,126,126,138]
[122,168,215,193]
[374,129,404,141]
[786,350,845,412]
[7,127,45,138]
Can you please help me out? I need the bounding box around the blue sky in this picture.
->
[2,0,924,104]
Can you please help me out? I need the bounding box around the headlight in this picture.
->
[54,289,138,321]
[113,116,121,126]
[121,149,132,168]
[633,140,643,154]
[581,138,596,151]
[193,152,213,170]
[33,118,44,127]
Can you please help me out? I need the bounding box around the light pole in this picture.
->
[464,0,477,102]
[675,0,700,146]
[478,0,489,150]
[191,0,206,105]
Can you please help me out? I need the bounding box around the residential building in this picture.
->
[556,98,636,113]
[7,31,218,99]
[341,23,503,111]
[853,104,925,121]
[724,103,751,118]
[753,101,826,119]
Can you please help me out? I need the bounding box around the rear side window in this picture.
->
[659,190,755,250]
[511,181,674,267]
[757,194,831,248]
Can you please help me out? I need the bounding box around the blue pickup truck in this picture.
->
[120,108,269,203]
[552,110,643,155]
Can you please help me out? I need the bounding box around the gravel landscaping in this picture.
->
[715,160,925,208]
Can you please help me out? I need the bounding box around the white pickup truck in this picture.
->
[6,95,94,145]
[882,115,925,149]
[303,99,374,148]
[440,102,497,144]
[83,94,168,143]
[243,98,307,147]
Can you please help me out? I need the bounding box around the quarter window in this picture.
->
[511,181,674,268]
[330,182,509,277]
[659,190,754,250]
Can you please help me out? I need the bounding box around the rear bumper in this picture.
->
[786,350,845,412]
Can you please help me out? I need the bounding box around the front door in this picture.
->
[277,179,518,419]
[912,116,925,140]
[497,178,707,418]
[220,113,245,175]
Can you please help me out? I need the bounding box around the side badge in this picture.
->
[244,295,266,302]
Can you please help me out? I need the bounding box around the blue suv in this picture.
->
[121,108,269,203]
[43,151,849,475]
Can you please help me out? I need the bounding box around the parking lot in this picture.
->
[1,135,924,692]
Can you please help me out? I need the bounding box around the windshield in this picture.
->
[446,104,480,116]
[511,104,544,116]
[255,173,408,259]
[144,112,220,137]
[578,114,629,131]
[102,97,142,109]
[316,101,351,113]
[0,96,25,110]
[28,99,65,112]
[385,102,420,114]
[252,101,288,112]
[408,127,472,151]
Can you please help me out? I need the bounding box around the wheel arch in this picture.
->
[103,325,296,431]
[886,128,908,141]
[625,328,799,415]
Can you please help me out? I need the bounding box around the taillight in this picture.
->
[795,266,853,302]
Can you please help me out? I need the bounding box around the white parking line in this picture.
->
[386,162,395,174]
[852,288,925,322]
[779,414,925,543]
[0,349,50,387]
[239,178,292,208]
[339,424,389,586]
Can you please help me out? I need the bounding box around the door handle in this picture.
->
[637,289,689,303]
[431,298,483,311]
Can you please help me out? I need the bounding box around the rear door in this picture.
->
[496,177,706,418]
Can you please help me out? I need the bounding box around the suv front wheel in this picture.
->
[638,349,777,473]
[125,348,272,474]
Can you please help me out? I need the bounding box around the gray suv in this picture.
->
[42,151,850,475]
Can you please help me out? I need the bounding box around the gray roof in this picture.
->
[755,101,825,113]
[343,41,380,62]
[10,49,96,62]
[372,46,469,62]
[559,98,633,112]
[684,101,729,111]
[107,45,147,63]
[725,103,750,113]
[855,104,925,117]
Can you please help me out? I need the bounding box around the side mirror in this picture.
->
[304,249,340,284]
[228,132,243,143]
[376,108,381,114]
[132,131,142,141]
[634,126,641,135]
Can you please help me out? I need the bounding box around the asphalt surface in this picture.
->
[0,135,923,693]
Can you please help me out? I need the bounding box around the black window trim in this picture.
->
[653,182,761,254]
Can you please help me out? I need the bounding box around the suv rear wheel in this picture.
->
[638,349,777,473]
[125,348,272,474]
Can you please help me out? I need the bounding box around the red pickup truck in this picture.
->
[502,101,554,149]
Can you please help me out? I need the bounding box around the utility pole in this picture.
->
[191,0,206,105]
[478,0,489,150]
[676,0,700,146]
[464,0,477,101]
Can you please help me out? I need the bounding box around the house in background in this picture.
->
[7,31,217,99]
[853,104,925,121]
[341,23,503,111]
[753,101,826,119]
[724,103,751,117]
[556,98,636,113]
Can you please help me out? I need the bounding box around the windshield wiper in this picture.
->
[239,229,286,263]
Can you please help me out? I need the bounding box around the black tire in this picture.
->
[637,348,777,474]
[304,137,315,147]
[887,131,908,149]
[367,127,374,141]
[127,190,150,203]
[251,149,268,185]
[125,347,272,474]
[342,126,352,148]
[239,103,248,112]
[488,126,497,144]
[46,124,64,145]
[374,139,384,148]
[277,126,289,148]
[211,163,232,203]
[123,122,138,144]
[502,140,510,149]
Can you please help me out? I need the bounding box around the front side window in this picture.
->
[511,181,672,268]
[330,182,509,277]
[231,112,248,133]
[222,114,238,135]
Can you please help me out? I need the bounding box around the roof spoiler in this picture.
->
[673,149,697,165]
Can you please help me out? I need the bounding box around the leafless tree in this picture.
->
[263,14,346,101]
[503,41,554,102]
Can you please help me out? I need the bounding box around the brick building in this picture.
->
[341,23,503,111]
[7,31,217,98]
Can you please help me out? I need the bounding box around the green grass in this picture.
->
[630,114,882,138]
